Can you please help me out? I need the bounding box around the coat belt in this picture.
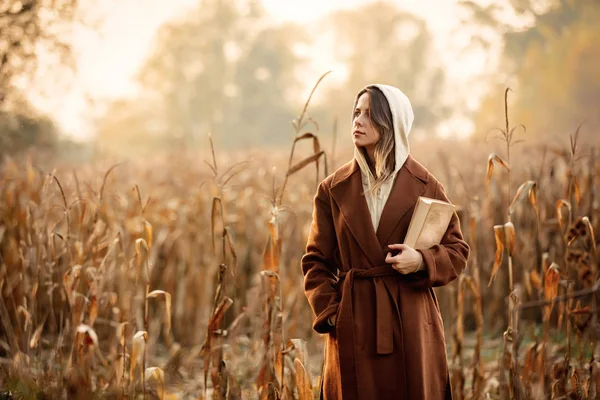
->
[335,266,403,400]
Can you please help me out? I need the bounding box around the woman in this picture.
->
[301,84,470,400]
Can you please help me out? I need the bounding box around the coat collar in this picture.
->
[330,155,429,267]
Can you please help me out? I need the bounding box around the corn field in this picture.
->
[1,84,600,400]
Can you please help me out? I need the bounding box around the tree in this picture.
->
[463,0,600,141]
[128,0,306,149]
[0,0,78,109]
[0,95,58,158]
[315,2,448,140]
[0,0,89,157]
[223,23,307,146]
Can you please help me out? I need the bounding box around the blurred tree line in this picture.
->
[2,0,599,156]
[95,0,448,154]
[465,0,600,142]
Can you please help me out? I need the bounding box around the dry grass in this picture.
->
[0,82,599,399]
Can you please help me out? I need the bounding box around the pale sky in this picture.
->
[30,0,497,140]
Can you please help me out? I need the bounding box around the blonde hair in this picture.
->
[353,86,396,196]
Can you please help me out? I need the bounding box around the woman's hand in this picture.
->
[385,244,423,274]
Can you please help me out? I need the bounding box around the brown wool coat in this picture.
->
[301,155,470,400]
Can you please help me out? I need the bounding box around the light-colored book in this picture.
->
[404,196,456,250]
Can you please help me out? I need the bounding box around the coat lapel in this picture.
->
[376,155,428,249]
[330,161,383,267]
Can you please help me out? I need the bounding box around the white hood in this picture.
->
[354,84,414,173]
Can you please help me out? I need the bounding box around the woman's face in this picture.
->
[352,92,380,149]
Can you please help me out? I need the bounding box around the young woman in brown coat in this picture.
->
[301,84,470,400]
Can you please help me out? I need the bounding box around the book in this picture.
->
[403,196,456,250]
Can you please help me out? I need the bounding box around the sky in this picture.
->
[29,0,498,140]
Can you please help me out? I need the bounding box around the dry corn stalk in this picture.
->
[451,275,466,400]
[202,296,233,396]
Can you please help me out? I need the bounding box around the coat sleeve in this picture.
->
[410,181,470,288]
[301,180,340,334]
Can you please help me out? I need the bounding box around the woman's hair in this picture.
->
[353,86,396,196]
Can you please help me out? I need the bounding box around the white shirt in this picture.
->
[361,171,398,232]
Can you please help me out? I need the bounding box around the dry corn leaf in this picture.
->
[486,153,510,192]
[135,238,149,282]
[145,367,165,400]
[295,358,314,400]
[287,339,309,367]
[509,180,537,218]
[130,331,148,384]
[272,346,284,388]
[544,263,560,321]
[287,151,324,176]
[144,220,153,251]
[89,295,98,327]
[522,342,537,384]
[294,132,321,158]
[31,281,38,299]
[263,232,280,273]
[556,200,571,232]
[530,269,542,291]
[570,306,591,315]
[17,306,31,332]
[534,343,546,378]
[529,186,539,220]
[63,264,83,305]
[261,270,280,280]
[208,297,233,332]
[117,322,129,347]
[147,290,172,339]
[488,225,506,287]
[203,297,233,397]
[541,253,550,275]
[582,217,597,255]
[224,226,237,274]
[504,222,515,257]
[29,313,48,349]
[312,135,321,154]
[295,132,316,142]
